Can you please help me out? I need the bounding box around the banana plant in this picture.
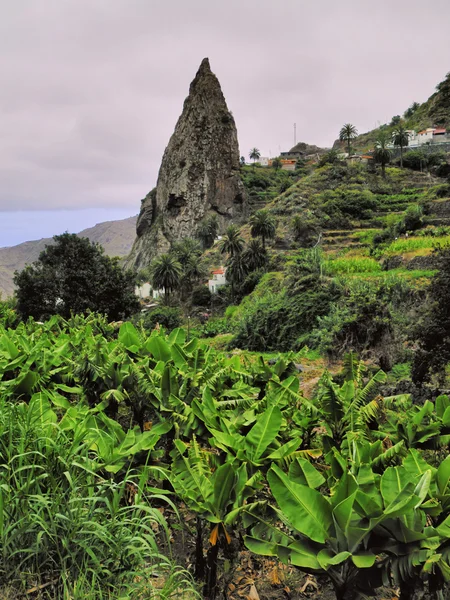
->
[314,353,388,452]
[170,437,262,599]
[245,446,439,600]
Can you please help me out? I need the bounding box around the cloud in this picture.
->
[0,0,449,212]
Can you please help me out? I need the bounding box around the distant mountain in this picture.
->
[0,216,137,298]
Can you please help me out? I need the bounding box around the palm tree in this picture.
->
[150,254,182,302]
[195,214,219,250]
[392,123,409,168]
[271,157,282,171]
[219,225,244,257]
[171,238,205,299]
[225,253,248,300]
[249,210,276,249]
[373,131,392,179]
[339,124,358,155]
[249,148,261,170]
[243,239,268,271]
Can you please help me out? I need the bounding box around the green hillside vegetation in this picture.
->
[346,71,450,154]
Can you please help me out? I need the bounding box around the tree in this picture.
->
[171,238,206,299]
[218,225,244,257]
[195,214,219,250]
[249,210,276,249]
[225,253,249,299]
[373,131,392,178]
[404,102,420,119]
[13,233,139,321]
[242,239,268,271]
[339,124,358,155]
[390,115,401,126]
[249,147,261,169]
[239,156,246,166]
[149,253,182,302]
[271,157,282,171]
[392,123,409,168]
[412,245,450,383]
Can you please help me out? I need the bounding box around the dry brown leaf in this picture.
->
[269,566,282,585]
[247,584,260,600]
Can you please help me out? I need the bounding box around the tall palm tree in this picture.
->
[195,214,219,250]
[249,210,276,249]
[392,123,409,168]
[249,148,261,170]
[373,131,392,179]
[171,238,205,299]
[225,253,248,300]
[339,123,358,155]
[150,254,182,302]
[243,239,268,271]
[171,238,202,265]
[219,225,244,257]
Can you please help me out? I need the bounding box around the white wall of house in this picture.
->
[135,282,164,299]
[208,270,227,294]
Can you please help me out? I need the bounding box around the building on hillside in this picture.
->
[135,282,164,300]
[433,128,447,138]
[257,156,270,166]
[208,267,226,294]
[418,128,435,144]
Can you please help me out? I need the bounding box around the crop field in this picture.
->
[2,314,450,599]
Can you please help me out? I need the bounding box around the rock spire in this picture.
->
[126,58,247,270]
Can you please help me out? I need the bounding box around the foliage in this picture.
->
[249,209,276,248]
[13,233,139,321]
[140,306,182,332]
[339,123,358,155]
[219,225,245,257]
[0,394,188,599]
[149,253,183,301]
[413,245,450,383]
[196,214,219,250]
[373,131,392,178]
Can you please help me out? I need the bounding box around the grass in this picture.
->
[323,256,382,275]
[382,235,450,256]
[336,268,436,284]
[0,395,197,600]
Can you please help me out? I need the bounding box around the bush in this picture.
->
[191,285,212,307]
[232,283,340,352]
[140,306,182,332]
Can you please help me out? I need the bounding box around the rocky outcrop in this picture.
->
[126,58,247,271]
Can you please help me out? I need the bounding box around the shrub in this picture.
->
[191,285,212,307]
[140,306,182,332]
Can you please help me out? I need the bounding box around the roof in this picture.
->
[212,268,225,275]
[361,155,373,159]
[434,128,446,134]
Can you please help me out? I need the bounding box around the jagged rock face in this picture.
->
[126,58,247,271]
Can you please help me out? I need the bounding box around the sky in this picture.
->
[1,0,450,247]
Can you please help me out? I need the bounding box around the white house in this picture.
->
[135,282,164,300]
[208,267,227,294]
[258,157,270,166]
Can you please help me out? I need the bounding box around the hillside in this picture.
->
[0,215,137,298]
[335,71,450,153]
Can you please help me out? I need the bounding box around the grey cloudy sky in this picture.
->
[1,0,450,246]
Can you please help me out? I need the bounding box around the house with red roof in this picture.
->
[208,267,227,294]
